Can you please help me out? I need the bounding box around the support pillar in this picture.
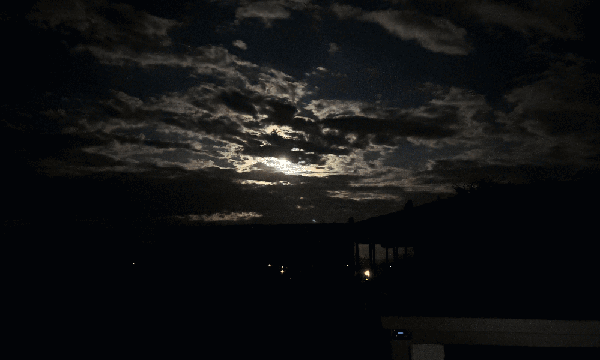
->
[390,340,412,360]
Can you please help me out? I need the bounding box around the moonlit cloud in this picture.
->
[196,211,263,222]
[327,190,402,201]
[328,42,340,55]
[331,3,471,55]
[330,3,363,19]
[235,1,291,27]
[362,10,471,55]
[8,0,598,225]
[232,39,248,50]
[305,99,369,119]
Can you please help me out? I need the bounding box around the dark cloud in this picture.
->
[27,0,180,53]
[363,151,381,162]
[0,117,111,163]
[419,159,585,186]
[504,56,600,147]
[281,117,322,137]
[21,167,242,220]
[199,116,245,137]
[262,99,297,124]
[385,0,590,40]
[218,89,259,116]
[98,90,146,119]
[321,115,457,144]
[105,132,201,152]
[467,0,585,40]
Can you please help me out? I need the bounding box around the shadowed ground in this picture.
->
[131,263,391,359]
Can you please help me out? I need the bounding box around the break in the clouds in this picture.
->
[5,0,599,224]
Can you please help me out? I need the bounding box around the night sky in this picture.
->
[4,0,599,224]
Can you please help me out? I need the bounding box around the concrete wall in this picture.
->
[412,344,444,360]
[385,317,600,359]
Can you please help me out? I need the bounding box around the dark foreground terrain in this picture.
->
[131,258,391,359]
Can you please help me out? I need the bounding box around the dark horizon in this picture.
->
[4,171,599,228]
[126,177,600,321]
